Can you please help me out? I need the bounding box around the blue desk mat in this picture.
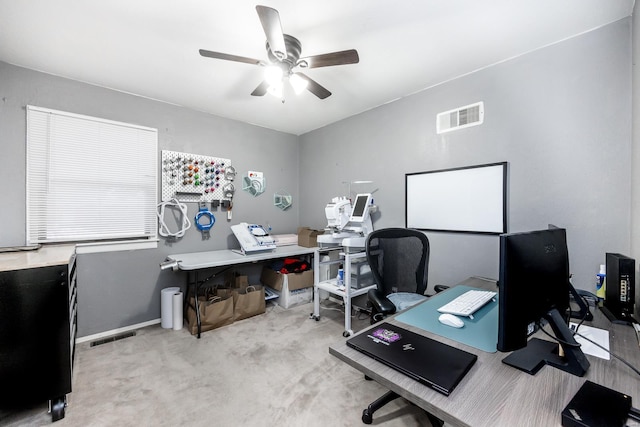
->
[396,285,498,353]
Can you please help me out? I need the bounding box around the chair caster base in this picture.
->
[371,312,385,324]
[362,409,373,424]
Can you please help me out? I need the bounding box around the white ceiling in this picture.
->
[0,1,634,135]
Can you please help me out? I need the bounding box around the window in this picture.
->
[26,106,157,247]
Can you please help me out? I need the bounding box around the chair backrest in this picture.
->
[365,228,430,296]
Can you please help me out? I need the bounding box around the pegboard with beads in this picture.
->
[161,150,234,202]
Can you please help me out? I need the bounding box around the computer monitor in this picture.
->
[497,228,590,376]
[349,193,372,223]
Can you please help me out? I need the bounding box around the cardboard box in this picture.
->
[260,266,314,309]
[260,267,314,291]
[224,272,249,288]
[264,282,314,309]
[276,286,313,309]
[297,227,323,248]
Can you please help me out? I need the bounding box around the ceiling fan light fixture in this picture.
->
[200,6,358,100]
[289,73,308,95]
[264,65,283,87]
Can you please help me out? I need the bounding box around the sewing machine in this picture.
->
[231,222,276,255]
[317,193,376,248]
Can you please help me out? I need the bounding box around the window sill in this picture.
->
[75,239,158,254]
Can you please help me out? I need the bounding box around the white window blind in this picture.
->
[26,106,157,245]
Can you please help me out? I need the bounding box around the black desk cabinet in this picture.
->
[0,253,77,422]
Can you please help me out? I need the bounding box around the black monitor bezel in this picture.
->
[497,227,589,376]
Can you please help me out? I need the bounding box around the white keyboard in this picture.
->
[437,290,497,319]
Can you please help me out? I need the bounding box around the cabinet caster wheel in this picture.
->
[362,409,373,424]
[309,313,320,321]
[343,330,351,337]
[50,396,66,422]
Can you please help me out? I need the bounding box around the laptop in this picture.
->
[346,322,477,396]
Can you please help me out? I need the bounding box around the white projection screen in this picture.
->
[406,162,507,234]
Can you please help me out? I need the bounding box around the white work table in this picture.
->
[167,245,319,338]
[167,245,318,270]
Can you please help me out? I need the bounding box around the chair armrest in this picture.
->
[426,284,450,297]
[434,284,449,294]
[367,288,397,315]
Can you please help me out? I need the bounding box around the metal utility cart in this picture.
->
[310,246,376,337]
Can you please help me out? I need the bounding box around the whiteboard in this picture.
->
[405,162,507,234]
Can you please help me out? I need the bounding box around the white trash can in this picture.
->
[161,286,181,328]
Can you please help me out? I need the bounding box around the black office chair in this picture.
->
[362,228,444,426]
[366,228,430,324]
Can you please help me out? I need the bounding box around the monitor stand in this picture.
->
[568,283,593,321]
[502,308,590,376]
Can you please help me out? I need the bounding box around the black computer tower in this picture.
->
[602,253,636,324]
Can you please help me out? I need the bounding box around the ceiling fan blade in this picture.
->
[256,5,287,60]
[299,49,359,69]
[199,49,263,66]
[296,73,331,99]
[251,81,269,97]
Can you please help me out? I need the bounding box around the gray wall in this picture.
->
[0,17,634,337]
[300,18,633,294]
[0,62,300,337]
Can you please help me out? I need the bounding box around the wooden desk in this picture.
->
[329,277,640,426]
[167,245,319,337]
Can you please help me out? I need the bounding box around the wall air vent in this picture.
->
[436,101,484,134]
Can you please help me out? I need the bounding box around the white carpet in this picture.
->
[1,301,431,426]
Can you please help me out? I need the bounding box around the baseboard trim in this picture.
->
[76,318,161,344]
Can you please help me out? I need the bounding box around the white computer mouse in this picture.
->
[438,313,464,328]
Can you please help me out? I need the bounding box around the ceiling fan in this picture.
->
[199,5,359,100]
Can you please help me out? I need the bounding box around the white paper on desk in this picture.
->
[570,322,610,360]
